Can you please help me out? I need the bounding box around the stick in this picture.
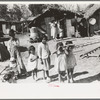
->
[0,66,9,75]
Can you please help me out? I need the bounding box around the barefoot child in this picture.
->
[54,42,67,82]
[38,37,51,82]
[26,45,38,80]
[64,41,77,83]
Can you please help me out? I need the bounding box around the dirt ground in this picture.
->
[1,33,100,83]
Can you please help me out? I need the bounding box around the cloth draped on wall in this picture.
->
[0,44,10,61]
[50,22,59,39]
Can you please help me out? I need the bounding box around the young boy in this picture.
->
[38,37,51,82]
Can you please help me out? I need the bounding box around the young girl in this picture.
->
[54,42,67,82]
[26,45,38,81]
[65,41,77,83]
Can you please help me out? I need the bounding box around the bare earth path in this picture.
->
[0,33,100,83]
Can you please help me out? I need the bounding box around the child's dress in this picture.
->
[54,53,67,74]
[67,50,76,69]
[26,54,38,72]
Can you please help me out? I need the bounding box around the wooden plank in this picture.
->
[80,45,100,58]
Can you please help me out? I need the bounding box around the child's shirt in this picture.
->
[38,42,50,59]
[26,53,38,72]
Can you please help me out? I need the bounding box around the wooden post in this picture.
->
[87,19,90,38]
[22,22,24,34]
[75,14,77,37]
[27,22,29,33]
[44,17,53,40]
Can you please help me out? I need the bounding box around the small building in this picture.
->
[5,21,22,34]
[84,4,100,36]
[0,18,6,34]
[20,15,41,33]
[28,8,82,40]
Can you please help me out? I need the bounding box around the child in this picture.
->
[64,41,77,83]
[26,45,38,81]
[38,37,51,82]
[2,57,18,83]
[54,42,67,82]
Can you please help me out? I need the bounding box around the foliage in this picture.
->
[28,4,47,16]
[20,4,32,20]
[0,4,8,18]
[8,4,22,21]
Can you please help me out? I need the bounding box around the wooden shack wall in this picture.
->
[0,23,2,32]
[65,19,75,37]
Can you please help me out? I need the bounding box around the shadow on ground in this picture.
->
[73,71,88,78]
[50,71,89,83]
[50,65,54,70]
[74,73,100,83]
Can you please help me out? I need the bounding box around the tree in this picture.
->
[8,4,23,21]
[13,4,23,21]
[21,4,32,20]
[28,4,47,16]
[0,4,7,18]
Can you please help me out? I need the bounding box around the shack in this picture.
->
[84,4,100,36]
[0,18,6,35]
[28,8,82,40]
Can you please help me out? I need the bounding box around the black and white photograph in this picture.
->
[0,2,100,84]
[0,1,100,99]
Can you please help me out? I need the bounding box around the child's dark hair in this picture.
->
[65,41,74,51]
[65,41,73,45]
[28,45,35,54]
[42,36,47,41]
[9,29,15,37]
[56,42,63,50]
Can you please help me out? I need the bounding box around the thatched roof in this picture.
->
[84,4,100,19]
[28,8,82,28]
[27,17,35,21]
[0,16,6,22]
[0,18,5,22]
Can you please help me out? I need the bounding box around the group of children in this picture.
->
[4,29,77,83]
[25,37,77,83]
[54,41,77,83]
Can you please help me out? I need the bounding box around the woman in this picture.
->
[7,29,26,75]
